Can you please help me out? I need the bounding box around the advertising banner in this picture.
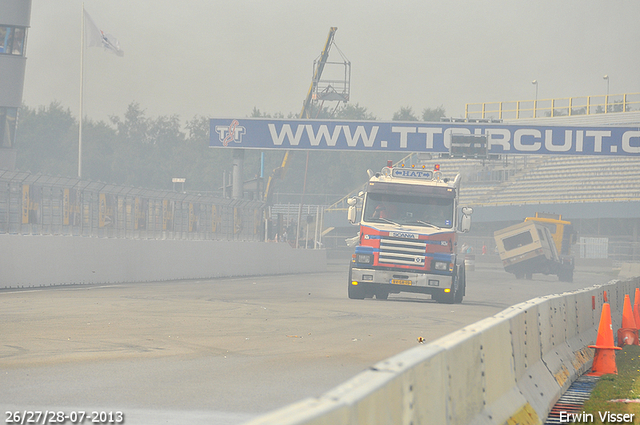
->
[99,193,115,227]
[234,207,242,234]
[63,188,69,225]
[162,199,174,231]
[63,189,81,226]
[188,203,199,232]
[211,205,220,233]
[134,197,147,230]
[22,185,41,224]
[210,118,640,156]
[22,184,29,224]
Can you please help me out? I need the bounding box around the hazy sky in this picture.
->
[22,1,640,123]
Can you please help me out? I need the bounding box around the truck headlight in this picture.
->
[357,254,373,264]
[433,261,448,271]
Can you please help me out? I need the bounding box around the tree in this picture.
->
[422,106,446,122]
[108,103,197,189]
[302,103,336,119]
[250,107,270,118]
[14,100,406,204]
[16,102,77,176]
[335,103,376,121]
[182,115,234,192]
[109,103,155,187]
[80,119,117,182]
[392,106,419,121]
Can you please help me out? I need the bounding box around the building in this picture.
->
[0,0,32,170]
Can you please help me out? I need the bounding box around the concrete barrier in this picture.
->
[619,263,640,279]
[464,254,476,271]
[244,277,640,425]
[0,234,327,287]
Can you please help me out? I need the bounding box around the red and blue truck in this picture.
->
[346,161,473,303]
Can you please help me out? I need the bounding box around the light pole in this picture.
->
[603,75,609,113]
[532,80,538,118]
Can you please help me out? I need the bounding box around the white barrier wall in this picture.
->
[245,278,640,425]
[0,235,327,287]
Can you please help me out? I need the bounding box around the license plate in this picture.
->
[391,279,412,286]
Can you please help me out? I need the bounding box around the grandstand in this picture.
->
[323,153,640,214]
[321,153,640,261]
[434,155,640,206]
[310,107,640,259]
[446,98,640,206]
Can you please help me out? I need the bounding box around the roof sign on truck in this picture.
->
[391,169,433,179]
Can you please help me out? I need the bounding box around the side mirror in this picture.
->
[347,197,357,206]
[347,205,357,224]
[459,206,473,233]
[460,214,472,233]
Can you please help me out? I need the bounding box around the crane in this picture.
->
[263,27,339,204]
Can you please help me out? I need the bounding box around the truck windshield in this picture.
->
[503,231,534,251]
[363,192,454,228]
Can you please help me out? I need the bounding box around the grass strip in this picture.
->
[581,345,640,424]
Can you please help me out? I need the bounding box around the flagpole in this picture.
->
[78,2,84,178]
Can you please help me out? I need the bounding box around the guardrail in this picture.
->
[0,169,264,241]
[466,92,640,120]
[244,277,640,425]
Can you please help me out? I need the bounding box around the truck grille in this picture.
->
[378,238,427,266]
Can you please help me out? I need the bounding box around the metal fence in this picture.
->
[268,203,326,248]
[465,92,640,120]
[0,170,265,241]
[461,235,640,263]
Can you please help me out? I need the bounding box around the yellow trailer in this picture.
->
[494,215,575,282]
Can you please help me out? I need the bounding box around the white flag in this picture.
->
[84,9,124,57]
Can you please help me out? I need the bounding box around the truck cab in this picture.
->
[494,212,576,282]
[525,212,577,257]
[347,162,473,303]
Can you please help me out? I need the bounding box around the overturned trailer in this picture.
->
[494,216,575,282]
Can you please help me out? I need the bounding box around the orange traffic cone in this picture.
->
[618,294,639,347]
[633,288,640,332]
[588,302,621,376]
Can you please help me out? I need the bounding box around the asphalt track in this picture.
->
[1,260,615,425]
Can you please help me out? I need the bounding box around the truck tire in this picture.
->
[436,289,455,304]
[347,264,365,299]
[375,290,389,300]
[435,270,461,304]
[454,266,465,304]
[348,282,366,299]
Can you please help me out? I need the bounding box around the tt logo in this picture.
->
[215,119,246,146]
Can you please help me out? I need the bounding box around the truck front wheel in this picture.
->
[435,270,462,304]
[434,288,455,304]
[348,282,366,299]
[454,266,465,304]
[375,290,389,300]
[348,264,366,299]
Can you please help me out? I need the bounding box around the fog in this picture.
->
[22,1,640,123]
